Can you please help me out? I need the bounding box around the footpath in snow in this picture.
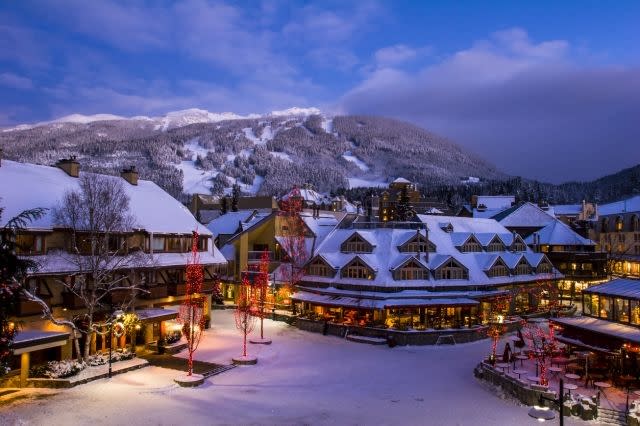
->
[0,310,586,425]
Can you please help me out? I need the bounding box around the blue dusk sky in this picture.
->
[0,0,638,183]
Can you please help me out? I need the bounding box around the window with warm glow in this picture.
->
[435,259,468,280]
[487,264,509,277]
[342,259,374,279]
[515,261,531,275]
[397,261,428,280]
[341,234,373,253]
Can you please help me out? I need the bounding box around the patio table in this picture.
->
[513,369,528,379]
[515,354,528,367]
[594,381,612,398]
[565,373,580,383]
[564,383,578,395]
[495,363,510,373]
[548,366,563,377]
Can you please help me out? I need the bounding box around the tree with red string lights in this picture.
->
[481,294,512,365]
[233,274,258,365]
[174,231,206,386]
[277,186,308,300]
[522,321,558,387]
[249,249,272,345]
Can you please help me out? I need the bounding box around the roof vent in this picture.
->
[56,156,80,177]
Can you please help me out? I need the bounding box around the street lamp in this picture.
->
[108,309,124,379]
[528,379,564,425]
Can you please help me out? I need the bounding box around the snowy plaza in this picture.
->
[0,310,587,426]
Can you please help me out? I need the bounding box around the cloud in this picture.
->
[374,44,422,66]
[0,72,33,90]
[340,28,640,183]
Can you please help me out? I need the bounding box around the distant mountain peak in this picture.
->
[2,106,326,133]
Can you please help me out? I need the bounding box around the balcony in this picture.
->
[140,285,168,299]
[15,299,45,316]
[248,251,273,263]
[62,292,85,310]
[167,282,187,296]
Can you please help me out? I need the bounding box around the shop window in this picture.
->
[599,297,612,320]
[583,294,592,315]
[615,298,630,323]
[632,300,640,325]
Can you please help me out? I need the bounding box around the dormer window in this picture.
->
[340,233,374,253]
[398,233,436,253]
[307,257,335,278]
[341,257,375,280]
[616,216,624,232]
[486,258,509,278]
[440,223,454,233]
[632,215,639,232]
[514,259,532,275]
[434,258,468,280]
[486,236,505,252]
[460,235,482,253]
[393,259,429,280]
[536,259,553,274]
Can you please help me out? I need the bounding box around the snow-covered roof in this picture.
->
[551,204,582,216]
[302,215,559,290]
[492,202,556,228]
[598,195,640,216]
[0,160,209,235]
[552,316,640,344]
[206,210,257,236]
[300,212,344,247]
[476,195,515,210]
[524,220,594,246]
[583,278,640,299]
[28,245,226,275]
[392,177,411,184]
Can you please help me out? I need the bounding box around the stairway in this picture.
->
[598,407,628,425]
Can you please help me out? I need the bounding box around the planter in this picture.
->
[174,373,205,387]
[232,355,258,365]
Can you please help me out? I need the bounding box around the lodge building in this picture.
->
[1,159,226,386]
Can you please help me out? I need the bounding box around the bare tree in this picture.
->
[41,174,150,360]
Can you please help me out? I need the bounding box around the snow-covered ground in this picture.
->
[348,177,388,189]
[342,151,369,172]
[176,139,218,194]
[0,311,585,425]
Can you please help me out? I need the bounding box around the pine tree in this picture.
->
[231,184,240,212]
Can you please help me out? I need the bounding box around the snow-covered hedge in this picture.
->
[30,349,135,378]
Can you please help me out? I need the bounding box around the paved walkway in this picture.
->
[138,352,235,378]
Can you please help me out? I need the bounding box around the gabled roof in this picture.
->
[343,254,378,272]
[482,254,503,270]
[206,210,258,236]
[342,230,376,248]
[389,254,430,271]
[523,252,548,268]
[392,177,411,184]
[0,160,210,235]
[524,220,594,246]
[475,233,500,247]
[476,195,515,210]
[492,202,556,228]
[500,252,524,269]
[307,253,338,270]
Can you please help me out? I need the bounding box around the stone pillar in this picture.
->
[20,352,30,387]
[61,337,73,360]
[144,323,154,344]
[90,331,97,355]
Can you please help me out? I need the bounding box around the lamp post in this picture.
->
[528,379,564,425]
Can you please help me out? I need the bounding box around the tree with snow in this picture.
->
[277,187,309,297]
[42,174,149,360]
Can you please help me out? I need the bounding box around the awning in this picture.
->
[554,335,617,355]
[12,330,70,355]
[551,316,640,345]
[292,292,479,310]
[136,308,179,323]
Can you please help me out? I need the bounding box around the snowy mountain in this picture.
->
[0,109,503,199]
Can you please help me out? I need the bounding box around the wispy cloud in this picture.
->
[0,72,33,90]
[341,28,640,182]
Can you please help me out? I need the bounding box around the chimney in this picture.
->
[424,227,430,263]
[56,156,80,177]
[121,166,139,186]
